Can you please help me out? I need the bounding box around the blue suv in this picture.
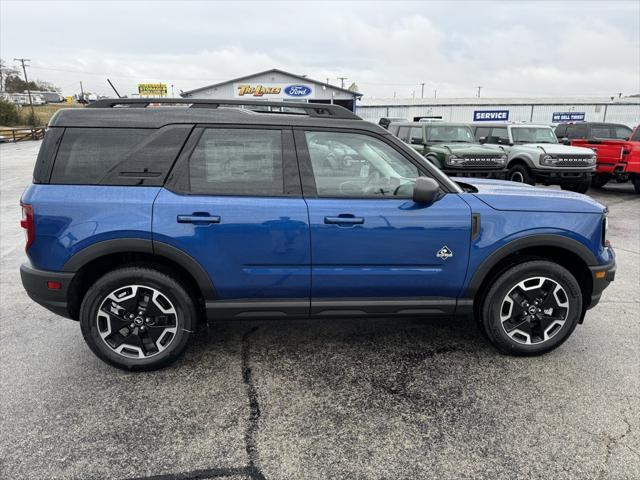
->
[20,99,616,370]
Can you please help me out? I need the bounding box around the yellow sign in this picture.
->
[138,83,168,97]
[236,84,281,97]
[65,96,74,104]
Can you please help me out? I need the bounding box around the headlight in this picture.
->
[446,155,466,166]
[588,155,597,165]
[540,154,558,166]
[496,155,507,165]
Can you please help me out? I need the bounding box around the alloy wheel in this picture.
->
[510,171,524,182]
[499,276,569,345]
[96,285,178,358]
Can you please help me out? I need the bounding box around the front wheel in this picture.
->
[561,181,590,194]
[80,267,196,371]
[591,174,609,189]
[480,260,582,355]
[507,164,535,185]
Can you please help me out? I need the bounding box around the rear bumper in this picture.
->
[444,169,507,179]
[532,169,592,185]
[20,263,75,319]
[587,252,616,310]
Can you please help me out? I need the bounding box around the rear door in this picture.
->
[153,126,310,315]
[295,129,472,316]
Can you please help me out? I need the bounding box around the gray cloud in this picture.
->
[1,0,638,98]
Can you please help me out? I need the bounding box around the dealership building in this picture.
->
[181,68,362,111]
[355,97,640,127]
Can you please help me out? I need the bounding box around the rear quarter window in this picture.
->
[49,126,192,185]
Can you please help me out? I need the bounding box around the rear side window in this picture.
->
[566,124,587,139]
[591,126,612,139]
[50,126,191,185]
[187,128,284,196]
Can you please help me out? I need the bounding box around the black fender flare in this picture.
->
[507,156,535,170]
[62,238,216,300]
[464,234,597,299]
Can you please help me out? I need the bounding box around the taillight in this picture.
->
[20,204,35,251]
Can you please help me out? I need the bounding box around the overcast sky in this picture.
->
[1,0,638,99]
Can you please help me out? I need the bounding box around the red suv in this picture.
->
[555,122,639,192]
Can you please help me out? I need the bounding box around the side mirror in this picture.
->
[412,177,440,204]
[561,137,571,145]
[478,136,487,144]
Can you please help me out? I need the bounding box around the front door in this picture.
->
[153,127,310,316]
[296,129,472,316]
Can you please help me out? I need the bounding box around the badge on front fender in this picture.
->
[437,246,453,260]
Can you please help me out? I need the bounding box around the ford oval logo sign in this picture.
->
[284,85,312,97]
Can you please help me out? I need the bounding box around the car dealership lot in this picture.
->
[1,141,638,480]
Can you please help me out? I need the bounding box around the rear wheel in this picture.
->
[591,174,609,189]
[632,175,640,194]
[481,260,582,355]
[507,164,535,185]
[80,267,196,371]
[561,181,590,194]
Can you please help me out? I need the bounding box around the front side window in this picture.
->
[591,126,612,139]
[567,124,588,139]
[488,127,510,144]
[397,126,410,142]
[511,127,557,144]
[305,131,419,198]
[409,127,424,144]
[475,127,490,140]
[614,126,632,139]
[188,128,284,195]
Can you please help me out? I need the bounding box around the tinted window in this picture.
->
[614,126,632,139]
[487,127,509,144]
[397,127,410,142]
[555,124,567,137]
[475,127,490,140]
[632,128,640,141]
[305,131,419,198]
[52,128,148,184]
[567,124,587,139]
[188,129,283,195]
[409,127,423,144]
[591,126,612,139]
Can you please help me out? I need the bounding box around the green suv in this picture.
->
[389,122,507,179]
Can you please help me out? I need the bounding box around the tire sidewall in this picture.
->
[80,268,195,371]
[508,164,534,185]
[482,261,582,355]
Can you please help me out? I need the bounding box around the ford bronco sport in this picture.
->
[555,122,639,191]
[472,123,597,193]
[20,99,615,370]
[389,122,507,179]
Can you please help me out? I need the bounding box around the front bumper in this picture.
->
[532,169,592,185]
[444,169,508,179]
[587,251,616,310]
[20,263,75,319]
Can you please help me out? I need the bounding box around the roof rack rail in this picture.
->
[87,98,361,120]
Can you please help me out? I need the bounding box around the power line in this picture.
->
[14,58,36,125]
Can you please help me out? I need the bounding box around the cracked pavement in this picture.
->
[1,141,639,480]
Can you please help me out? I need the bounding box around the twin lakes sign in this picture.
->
[138,83,168,97]
[473,110,510,121]
[552,112,586,123]
[234,83,313,99]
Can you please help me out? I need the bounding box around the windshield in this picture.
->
[512,127,558,144]
[427,125,474,143]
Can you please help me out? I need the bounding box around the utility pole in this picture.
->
[434,89,437,99]
[476,86,482,98]
[617,92,623,98]
[171,84,175,98]
[337,76,348,89]
[14,58,36,124]
[79,81,85,102]
[420,82,425,98]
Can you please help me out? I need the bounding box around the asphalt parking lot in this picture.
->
[1,140,638,480]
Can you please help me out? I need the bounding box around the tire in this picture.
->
[561,181,590,194]
[591,174,609,189]
[507,164,535,185]
[632,175,640,194]
[480,260,582,356]
[80,266,196,371]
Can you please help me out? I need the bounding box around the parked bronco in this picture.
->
[555,122,639,192]
[389,122,508,179]
[21,99,615,370]
[472,123,597,193]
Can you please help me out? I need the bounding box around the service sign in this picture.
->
[138,83,167,97]
[234,83,313,99]
[473,110,509,121]
[552,112,586,123]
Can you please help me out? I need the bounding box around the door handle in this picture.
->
[177,214,221,224]
[324,215,364,225]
